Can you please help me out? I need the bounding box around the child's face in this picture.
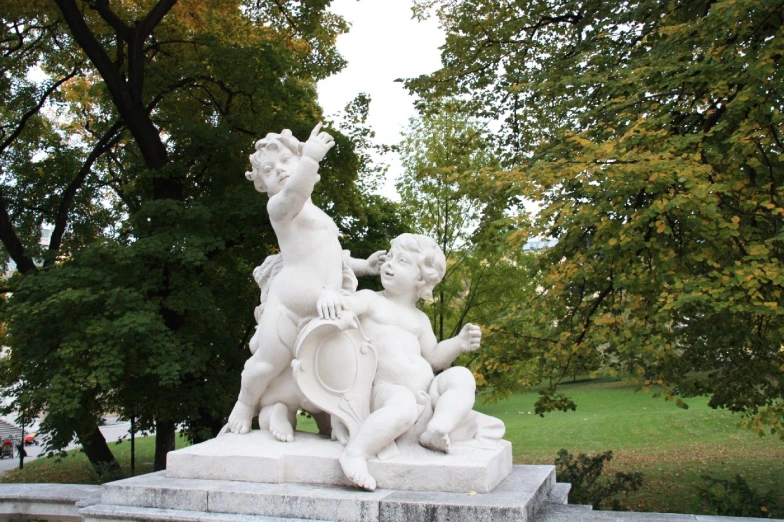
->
[259,145,300,195]
[380,246,421,298]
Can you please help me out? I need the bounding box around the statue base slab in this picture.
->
[82,465,556,522]
[166,430,513,493]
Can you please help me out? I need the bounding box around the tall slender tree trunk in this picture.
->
[439,286,445,341]
[440,187,449,342]
[154,419,176,471]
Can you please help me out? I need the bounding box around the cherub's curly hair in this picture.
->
[389,233,446,300]
[245,129,303,192]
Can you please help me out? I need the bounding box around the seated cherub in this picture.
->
[322,233,483,491]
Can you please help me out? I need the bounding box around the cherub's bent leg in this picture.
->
[258,405,273,431]
[340,384,418,491]
[420,367,476,454]
[331,416,349,445]
[228,305,298,434]
[260,368,303,441]
[269,403,296,442]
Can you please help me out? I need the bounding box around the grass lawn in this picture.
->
[0,434,190,485]
[2,379,781,517]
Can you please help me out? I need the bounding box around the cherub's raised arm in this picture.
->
[421,323,482,371]
[268,122,334,221]
[268,156,319,221]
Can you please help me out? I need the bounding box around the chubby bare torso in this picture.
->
[357,291,435,394]
[269,200,344,317]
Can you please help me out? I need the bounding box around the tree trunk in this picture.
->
[75,422,123,481]
[190,408,226,444]
[439,286,445,342]
[154,419,176,471]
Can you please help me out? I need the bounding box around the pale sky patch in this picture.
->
[317,0,445,200]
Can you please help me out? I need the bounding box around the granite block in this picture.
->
[90,465,552,522]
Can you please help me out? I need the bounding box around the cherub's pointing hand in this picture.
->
[303,121,335,162]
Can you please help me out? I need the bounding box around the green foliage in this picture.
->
[555,448,643,510]
[534,388,576,417]
[397,103,538,397]
[697,474,779,518]
[408,0,784,433]
[398,103,495,339]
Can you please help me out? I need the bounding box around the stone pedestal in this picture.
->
[167,431,512,494]
[80,465,556,522]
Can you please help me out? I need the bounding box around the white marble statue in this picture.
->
[221,124,506,494]
[226,123,385,439]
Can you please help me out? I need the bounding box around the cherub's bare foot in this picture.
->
[228,401,254,434]
[420,429,451,454]
[269,403,294,442]
[339,451,376,491]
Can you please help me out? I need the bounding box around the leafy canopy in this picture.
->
[408,0,784,433]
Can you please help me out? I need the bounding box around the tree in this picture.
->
[397,103,538,396]
[398,104,490,341]
[407,0,784,431]
[0,0,399,477]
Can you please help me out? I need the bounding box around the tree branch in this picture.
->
[45,120,125,265]
[0,67,80,155]
[0,189,36,274]
[138,0,178,40]
[91,0,130,40]
[55,0,125,95]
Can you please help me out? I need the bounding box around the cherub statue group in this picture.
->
[224,123,504,491]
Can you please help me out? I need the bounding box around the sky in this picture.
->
[316,0,445,200]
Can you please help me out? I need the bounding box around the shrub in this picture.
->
[697,474,778,518]
[555,449,643,510]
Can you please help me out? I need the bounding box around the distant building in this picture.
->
[524,238,556,251]
[40,226,52,248]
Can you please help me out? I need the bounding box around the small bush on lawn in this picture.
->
[697,474,779,518]
[555,449,643,510]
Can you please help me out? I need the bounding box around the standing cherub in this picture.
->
[227,123,384,436]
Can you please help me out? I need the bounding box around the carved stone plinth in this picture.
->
[167,430,512,494]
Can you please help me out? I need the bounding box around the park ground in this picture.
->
[1,378,782,516]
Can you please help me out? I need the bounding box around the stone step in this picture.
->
[0,419,21,441]
[535,503,783,521]
[95,465,556,522]
[0,483,101,521]
[545,482,572,505]
[82,503,324,522]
